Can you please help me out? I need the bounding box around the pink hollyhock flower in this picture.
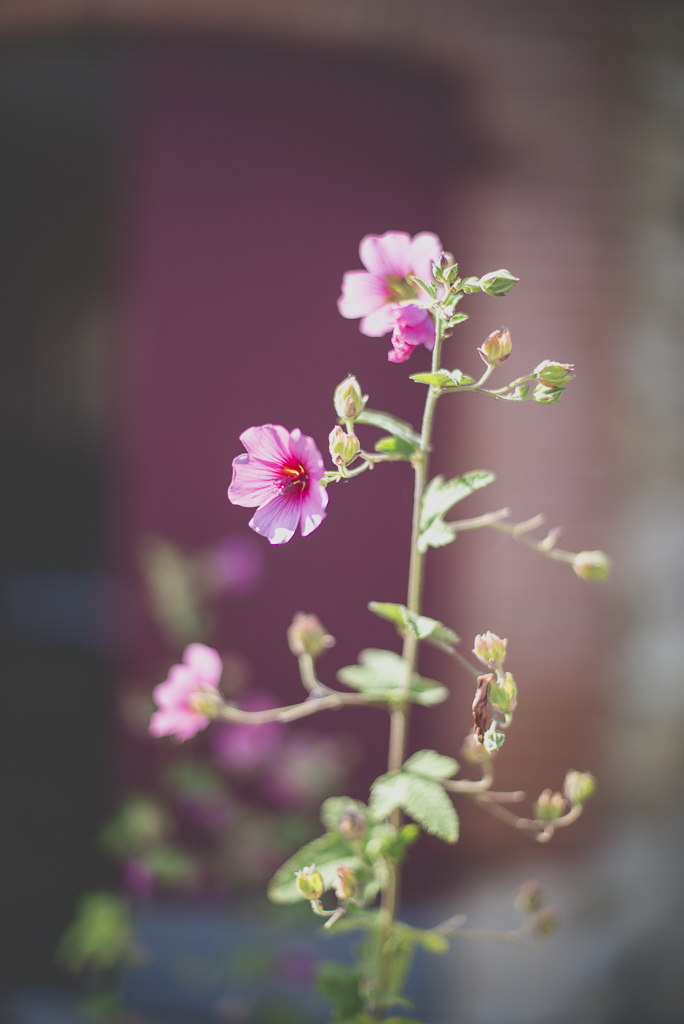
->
[338,230,442,361]
[228,424,328,545]
[149,643,223,742]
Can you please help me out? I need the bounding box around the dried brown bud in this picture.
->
[472,674,493,741]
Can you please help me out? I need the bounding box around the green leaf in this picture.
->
[403,749,459,780]
[368,601,460,647]
[420,471,496,530]
[267,832,360,904]
[483,725,506,754]
[316,961,364,1019]
[445,312,469,328]
[407,677,448,706]
[374,434,419,459]
[416,518,455,554]
[401,776,460,842]
[448,368,475,385]
[370,773,459,843]
[337,648,409,694]
[355,409,421,448]
[320,796,368,833]
[408,275,437,299]
[409,370,454,387]
[459,276,482,294]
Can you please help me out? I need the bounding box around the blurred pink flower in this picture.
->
[228,424,328,545]
[212,693,284,772]
[338,230,442,360]
[149,643,222,742]
[208,534,266,596]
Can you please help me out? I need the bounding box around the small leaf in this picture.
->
[355,409,421,448]
[448,369,475,386]
[320,796,367,833]
[414,930,449,954]
[374,435,419,459]
[402,776,459,842]
[409,370,453,387]
[408,275,437,299]
[445,312,469,327]
[420,471,496,531]
[403,749,459,780]
[267,832,360,904]
[407,677,449,706]
[483,725,506,754]
[337,648,408,695]
[417,518,455,554]
[368,601,460,647]
[459,276,482,293]
[369,773,411,821]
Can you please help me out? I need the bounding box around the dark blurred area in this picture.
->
[0,2,682,1022]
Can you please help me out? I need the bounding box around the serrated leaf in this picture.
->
[374,434,419,459]
[409,370,454,387]
[370,773,459,843]
[445,312,469,327]
[407,677,448,706]
[408,275,437,299]
[420,471,496,530]
[403,749,459,780]
[448,369,475,385]
[337,648,408,694]
[483,725,506,754]
[368,601,459,647]
[402,776,459,842]
[320,796,367,833]
[267,832,360,904]
[417,518,455,554]
[355,409,421,448]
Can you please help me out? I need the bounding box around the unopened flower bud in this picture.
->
[488,671,517,715]
[472,674,493,741]
[432,252,457,283]
[533,383,564,404]
[460,732,490,764]
[473,631,507,666]
[531,907,559,939]
[334,375,366,421]
[295,865,324,901]
[533,789,567,821]
[339,805,367,841]
[563,770,596,805]
[333,865,358,901]
[477,328,512,367]
[534,359,575,386]
[514,880,545,914]
[328,425,360,468]
[478,269,519,296]
[287,612,335,659]
[572,550,611,583]
[187,690,223,718]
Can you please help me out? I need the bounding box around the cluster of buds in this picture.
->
[533,789,567,821]
[563,769,596,805]
[295,863,360,929]
[287,612,335,660]
[532,360,575,405]
[331,375,367,469]
[513,880,559,940]
[572,550,611,582]
[473,631,507,667]
[329,424,360,468]
[431,251,459,285]
[295,864,324,901]
[478,328,512,367]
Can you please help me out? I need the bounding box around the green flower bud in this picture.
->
[339,805,367,841]
[533,789,567,821]
[460,732,490,764]
[531,907,560,939]
[514,880,545,914]
[572,550,611,582]
[478,269,519,296]
[477,328,512,367]
[533,383,564,404]
[287,612,335,659]
[295,865,324,901]
[328,425,360,468]
[334,375,366,421]
[473,631,507,666]
[563,770,596,805]
[488,671,517,715]
[534,359,575,385]
[432,252,456,283]
[333,864,358,901]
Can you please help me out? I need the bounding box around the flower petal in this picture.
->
[152,664,195,708]
[250,492,302,545]
[359,304,397,337]
[228,452,280,508]
[409,232,444,282]
[287,429,325,480]
[239,423,293,465]
[150,707,209,741]
[183,643,222,686]
[299,483,329,537]
[359,232,412,277]
[337,270,389,319]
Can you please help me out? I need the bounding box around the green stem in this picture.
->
[376,313,445,1014]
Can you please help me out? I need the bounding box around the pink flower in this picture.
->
[149,643,223,742]
[338,230,443,361]
[228,424,328,545]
